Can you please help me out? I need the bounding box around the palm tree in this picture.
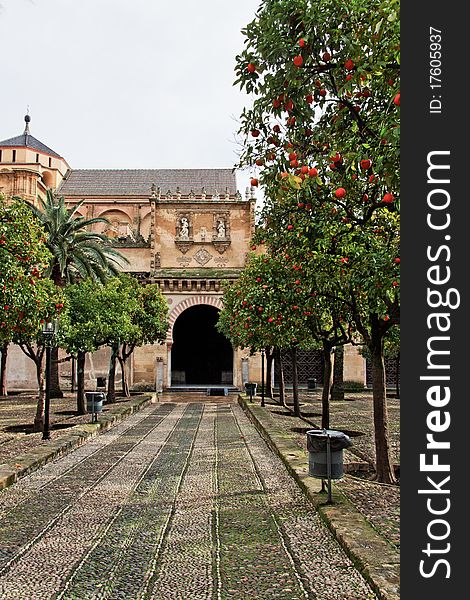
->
[27,190,127,287]
[25,189,128,397]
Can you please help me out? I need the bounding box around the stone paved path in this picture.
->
[0,401,377,599]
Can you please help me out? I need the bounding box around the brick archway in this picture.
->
[167,295,224,342]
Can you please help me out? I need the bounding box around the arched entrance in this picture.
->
[171,305,233,385]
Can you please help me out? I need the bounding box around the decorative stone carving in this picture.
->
[175,240,193,254]
[213,240,231,254]
[216,218,226,238]
[212,212,231,253]
[179,217,189,238]
[194,248,213,266]
[177,256,192,266]
[175,215,194,253]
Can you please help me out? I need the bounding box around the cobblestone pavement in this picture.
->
[0,401,377,599]
[266,392,400,548]
[0,393,148,464]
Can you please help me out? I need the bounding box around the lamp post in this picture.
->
[42,320,57,441]
[261,348,265,407]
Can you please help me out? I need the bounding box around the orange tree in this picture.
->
[116,281,169,397]
[0,196,51,342]
[60,275,168,411]
[60,275,140,407]
[217,253,317,416]
[0,195,64,428]
[235,0,400,482]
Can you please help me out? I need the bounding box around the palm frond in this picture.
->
[27,189,129,283]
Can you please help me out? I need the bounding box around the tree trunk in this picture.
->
[291,347,301,418]
[17,342,46,431]
[71,356,76,393]
[265,347,274,399]
[118,355,130,397]
[0,341,9,396]
[107,344,118,404]
[330,345,345,401]
[276,348,287,408]
[76,351,86,415]
[370,332,396,484]
[395,351,400,399]
[33,357,46,432]
[321,342,333,429]
[49,346,64,398]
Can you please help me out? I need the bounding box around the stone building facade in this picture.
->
[1,116,366,392]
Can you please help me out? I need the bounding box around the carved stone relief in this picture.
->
[175,214,194,253]
[212,212,231,253]
[194,248,213,266]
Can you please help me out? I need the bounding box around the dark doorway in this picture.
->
[171,305,233,385]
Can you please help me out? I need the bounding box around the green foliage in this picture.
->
[234,0,400,346]
[0,195,64,342]
[360,325,400,360]
[236,0,400,202]
[217,253,317,352]
[235,0,400,481]
[342,380,367,392]
[136,284,169,346]
[59,274,168,353]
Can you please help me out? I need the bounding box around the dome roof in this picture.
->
[0,115,62,158]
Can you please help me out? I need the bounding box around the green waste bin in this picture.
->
[244,382,257,400]
[306,429,352,480]
[86,392,104,422]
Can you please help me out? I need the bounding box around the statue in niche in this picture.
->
[179,217,189,238]
[216,218,226,238]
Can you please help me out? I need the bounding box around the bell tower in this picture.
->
[0,113,70,203]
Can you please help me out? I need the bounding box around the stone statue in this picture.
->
[216,219,226,238]
[180,217,189,238]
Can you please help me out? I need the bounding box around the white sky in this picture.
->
[0,0,261,194]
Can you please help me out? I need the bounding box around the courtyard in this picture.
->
[0,390,399,599]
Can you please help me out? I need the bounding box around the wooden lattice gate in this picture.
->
[274,349,324,386]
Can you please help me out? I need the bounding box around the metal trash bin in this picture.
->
[308,378,317,390]
[306,429,352,480]
[244,382,257,400]
[86,392,105,422]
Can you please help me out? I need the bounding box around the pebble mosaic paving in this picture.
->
[0,402,377,599]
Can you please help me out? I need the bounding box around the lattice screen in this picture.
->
[365,357,400,388]
[274,349,324,385]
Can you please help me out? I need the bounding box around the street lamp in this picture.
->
[42,319,58,441]
[261,348,265,407]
